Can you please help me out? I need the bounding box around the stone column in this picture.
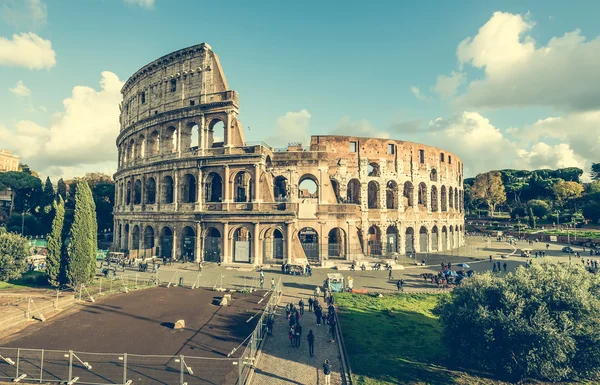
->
[141,176,146,207]
[253,164,261,203]
[196,168,203,212]
[172,228,178,260]
[399,224,406,255]
[223,165,230,205]
[127,223,133,252]
[427,229,433,253]
[156,172,162,211]
[223,223,230,263]
[437,228,442,251]
[177,121,182,157]
[286,222,293,264]
[154,228,160,257]
[174,171,179,211]
[195,222,202,263]
[318,168,324,204]
[224,111,232,147]
[198,115,205,155]
[253,222,261,265]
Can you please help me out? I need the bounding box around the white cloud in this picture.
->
[1,0,47,28]
[264,109,312,148]
[410,86,426,100]
[0,71,123,180]
[124,0,155,9]
[0,33,56,70]
[9,80,31,98]
[450,11,600,111]
[433,71,465,99]
[331,117,389,139]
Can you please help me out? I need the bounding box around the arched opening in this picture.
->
[233,227,252,263]
[145,177,156,204]
[164,126,177,153]
[430,169,437,182]
[403,182,414,207]
[368,225,382,256]
[405,227,415,255]
[143,226,155,249]
[441,226,448,250]
[386,226,399,254]
[299,227,319,262]
[182,122,199,151]
[455,225,460,246]
[418,182,427,207]
[419,226,428,253]
[131,225,140,250]
[367,162,380,177]
[368,181,380,209]
[459,191,464,212]
[159,227,173,258]
[455,188,459,210]
[204,227,221,262]
[129,139,136,161]
[274,176,289,201]
[347,179,361,204]
[208,119,225,148]
[266,156,273,169]
[263,228,284,264]
[148,130,160,156]
[181,226,195,262]
[328,228,346,259]
[234,171,253,203]
[449,187,454,209]
[386,181,398,209]
[133,179,142,205]
[431,226,439,251]
[161,176,174,204]
[123,224,129,249]
[330,179,341,203]
[449,226,455,249]
[441,186,447,212]
[298,175,318,199]
[181,174,197,203]
[205,173,223,203]
[126,181,132,205]
[137,135,146,159]
[431,185,438,211]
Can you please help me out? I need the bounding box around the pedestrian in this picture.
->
[295,323,302,347]
[289,325,295,346]
[316,305,322,326]
[271,277,275,290]
[289,312,297,327]
[260,276,264,289]
[299,298,305,315]
[388,266,393,280]
[281,264,285,274]
[396,279,402,291]
[308,297,314,312]
[323,359,332,385]
[503,262,507,272]
[267,316,274,335]
[489,255,492,262]
[307,329,315,357]
[329,316,336,342]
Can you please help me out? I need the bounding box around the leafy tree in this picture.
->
[528,207,536,228]
[18,164,39,178]
[42,177,55,206]
[66,181,98,287]
[553,180,584,206]
[592,163,600,181]
[587,181,600,195]
[435,262,600,382]
[0,171,43,214]
[469,171,506,217]
[46,196,65,287]
[57,178,67,201]
[5,213,44,236]
[527,199,550,219]
[553,167,584,183]
[0,232,28,281]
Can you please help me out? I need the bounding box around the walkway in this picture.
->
[251,283,344,385]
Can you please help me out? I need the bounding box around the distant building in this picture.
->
[0,150,19,172]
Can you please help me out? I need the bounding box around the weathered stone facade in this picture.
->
[113,43,465,265]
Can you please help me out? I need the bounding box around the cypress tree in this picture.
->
[46,196,65,287]
[528,207,537,229]
[57,178,67,201]
[43,177,55,206]
[66,181,97,287]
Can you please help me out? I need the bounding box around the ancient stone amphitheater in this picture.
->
[113,43,465,265]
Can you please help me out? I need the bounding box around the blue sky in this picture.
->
[1,0,599,180]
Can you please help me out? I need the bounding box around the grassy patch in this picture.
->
[335,293,514,385]
[0,271,50,290]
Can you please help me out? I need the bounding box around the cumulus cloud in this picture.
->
[410,86,427,100]
[0,71,123,179]
[451,11,600,111]
[1,0,47,28]
[0,33,56,70]
[263,109,312,148]
[9,80,31,98]
[433,71,465,99]
[124,0,155,8]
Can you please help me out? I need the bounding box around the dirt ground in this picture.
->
[0,287,269,385]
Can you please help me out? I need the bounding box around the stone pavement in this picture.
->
[251,284,344,385]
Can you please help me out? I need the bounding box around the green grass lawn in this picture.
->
[0,271,49,290]
[335,293,513,385]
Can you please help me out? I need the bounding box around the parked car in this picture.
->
[562,246,574,253]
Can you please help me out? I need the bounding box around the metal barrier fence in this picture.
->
[0,278,283,385]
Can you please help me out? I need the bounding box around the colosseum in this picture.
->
[113,43,465,266]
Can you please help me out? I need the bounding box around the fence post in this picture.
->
[99,278,102,295]
[68,350,73,381]
[123,352,127,385]
[179,355,184,385]
[238,356,242,385]
[40,349,44,383]
[15,348,20,380]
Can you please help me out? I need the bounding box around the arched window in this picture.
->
[449,187,454,209]
[145,177,156,204]
[133,179,142,205]
[164,126,177,153]
[430,169,437,182]
[126,180,132,205]
[148,130,160,156]
[430,185,438,211]
[367,162,380,177]
[137,134,146,159]
[208,119,225,148]
[403,182,414,207]
[419,226,428,252]
[298,175,318,199]
[182,174,197,203]
[205,173,223,202]
[441,186,447,212]
[418,182,427,207]
[274,176,288,201]
[368,181,380,209]
[347,179,361,204]
[129,139,136,161]
[386,181,398,209]
[161,176,174,204]
[182,122,199,151]
[234,171,252,202]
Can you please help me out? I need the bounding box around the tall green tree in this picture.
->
[528,207,537,229]
[57,178,67,201]
[0,232,28,282]
[46,196,65,287]
[592,163,600,181]
[553,180,584,205]
[527,199,550,219]
[42,177,55,206]
[469,171,506,217]
[66,181,98,287]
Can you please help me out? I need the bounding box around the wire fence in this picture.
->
[0,278,283,385]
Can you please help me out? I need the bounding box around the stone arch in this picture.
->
[129,138,136,161]
[418,182,427,207]
[204,227,221,262]
[181,173,197,203]
[386,225,399,254]
[208,118,225,148]
[145,177,156,204]
[330,178,341,203]
[386,180,398,209]
[405,227,415,254]
[403,181,414,207]
[159,226,173,258]
[163,126,177,153]
[182,121,199,151]
[161,176,174,204]
[143,225,155,249]
[449,187,454,209]
[328,227,346,259]
[181,226,196,262]
[419,226,428,253]
[131,225,140,250]
[233,170,253,202]
[274,176,289,201]
[368,225,382,256]
[441,226,448,250]
[263,227,285,263]
[298,174,318,199]
[430,169,437,182]
[148,130,160,156]
[431,225,439,251]
[368,162,380,177]
[368,181,380,209]
[455,225,460,246]
[133,179,142,205]
[232,226,252,263]
[441,185,447,211]
[126,180,132,205]
[137,134,146,159]
[205,172,223,202]
[123,224,129,249]
[449,225,455,249]
[454,187,459,210]
[347,179,361,204]
[298,227,319,262]
[431,185,438,211]
[265,155,273,169]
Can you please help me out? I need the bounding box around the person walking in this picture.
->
[266,316,274,335]
[388,266,393,280]
[271,277,275,290]
[308,297,314,312]
[307,329,315,357]
[289,325,295,346]
[295,323,302,347]
[315,304,322,326]
[323,359,332,385]
[260,276,264,289]
[299,298,305,315]
[329,316,337,342]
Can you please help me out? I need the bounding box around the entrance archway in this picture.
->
[263,228,284,264]
[299,227,319,262]
[386,226,399,254]
[159,227,173,258]
[233,171,252,203]
[328,228,346,259]
[233,227,252,263]
[143,226,155,249]
[205,173,223,202]
[181,226,195,262]
[368,225,382,256]
[441,226,448,250]
[431,226,439,251]
[405,227,415,255]
[131,225,140,250]
[419,226,428,253]
[449,226,454,249]
[347,179,361,204]
[204,228,221,262]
